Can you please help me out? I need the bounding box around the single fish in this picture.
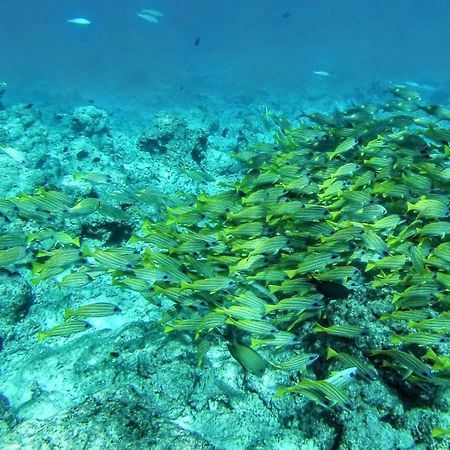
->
[227,337,267,377]
[67,18,91,25]
[313,70,330,77]
[38,320,92,341]
[0,146,25,163]
[313,323,367,338]
[64,302,121,320]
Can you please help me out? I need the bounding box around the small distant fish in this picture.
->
[137,9,163,24]
[194,36,200,46]
[67,18,91,26]
[0,146,25,163]
[281,12,291,19]
[313,71,330,77]
[140,9,164,18]
[404,81,435,91]
[138,13,158,24]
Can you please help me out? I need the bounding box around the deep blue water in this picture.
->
[1,0,450,106]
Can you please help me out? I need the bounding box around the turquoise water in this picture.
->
[2,1,450,106]
[0,2,450,449]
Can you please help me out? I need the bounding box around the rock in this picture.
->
[70,106,109,136]
[137,112,209,163]
[0,273,34,327]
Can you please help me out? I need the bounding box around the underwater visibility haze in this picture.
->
[0,1,450,449]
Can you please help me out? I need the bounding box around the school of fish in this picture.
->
[1,85,450,415]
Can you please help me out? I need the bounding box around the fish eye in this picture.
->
[162,274,169,280]
[382,250,390,256]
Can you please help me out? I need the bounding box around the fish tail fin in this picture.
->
[225,317,237,326]
[423,348,436,360]
[37,331,48,342]
[31,262,44,274]
[313,323,327,333]
[284,269,298,279]
[64,308,75,320]
[179,281,191,290]
[250,338,262,348]
[326,347,338,360]
[268,285,279,294]
[81,246,94,257]
[71,237,81,247]
[275,386,288,398]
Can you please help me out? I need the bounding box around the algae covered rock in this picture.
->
[70,105,109,136]
[0,273,34,327]
[137,112,209,163]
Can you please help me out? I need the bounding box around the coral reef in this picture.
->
[1,87,450,448]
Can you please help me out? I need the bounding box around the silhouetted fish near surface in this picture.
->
[282,12,291,18]
[194,37,200,46]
